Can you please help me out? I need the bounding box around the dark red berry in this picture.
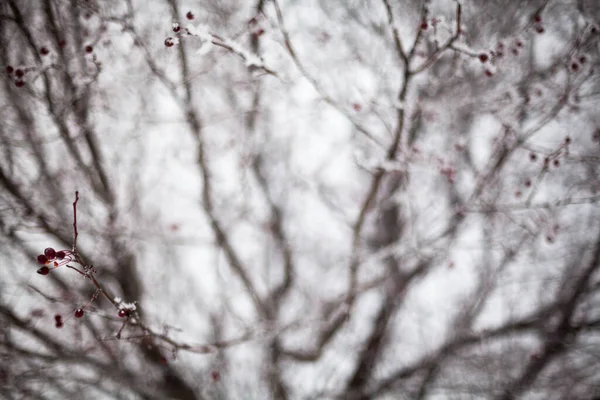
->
[58,40,66,48]
[524,179,532,188]
[85,45,93,53]
[118,309,129,318]
[592,27,598,34]
[37,266,50,275]
[6,65,13,74]
[530,153,537,162]
[173,25,181,33]
[55,321,63,328]
[536,26,544,34]
[44,248,56,260]
[516,40,523,47]
[15,69,24,78]
[211,370,221,381]
[484,69,493,77]
[420,22,428,30]
[40,47,49,56]
[579,56,586,64]
[74,309,84,318]
[553,159,560,167]
[186,11,194,20]
[533,15,541,23]
[565,136,571,144]
[571,63,579,71]
[37,254,48,265]
[15,80,25,87]
[56,250,66,260]
[479,53,489,63]
[54,314,62,322]
[164,37,175,47]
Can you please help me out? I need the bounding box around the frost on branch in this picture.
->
[175,23,274,74]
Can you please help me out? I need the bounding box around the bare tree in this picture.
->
[1,0,599,399]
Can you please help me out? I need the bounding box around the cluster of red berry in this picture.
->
[36,247,71,275]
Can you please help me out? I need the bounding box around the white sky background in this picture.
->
[2,0,600,398]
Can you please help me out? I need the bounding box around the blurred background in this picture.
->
[1,0,599,398]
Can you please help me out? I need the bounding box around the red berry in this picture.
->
[164,37,175,47]
[37,254,48,265]
[484,69,493,77]
[533,15,541,23]
[85,45,93,53]
[37,266,50,275]
[15,80,25,87]
[571,63,579,71]
[524,179,532,188]
[6,65,13,74]
[186,11,194,20]
[74,309,84,318]
[56,250,66,260]
[211,370,221,381]
[553,159,560,167]
[516,40,523,47]
[479,53,489,63]
[536,26,544,34]
[579,55,586,64]
[118,309,129,318]
[15,69,24,77]
[44,247,56,260]
[420,22,428,30]
[54,314,62,322]
[58,40,66,48]
[40,47,49,56]
[173,25,181,33]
